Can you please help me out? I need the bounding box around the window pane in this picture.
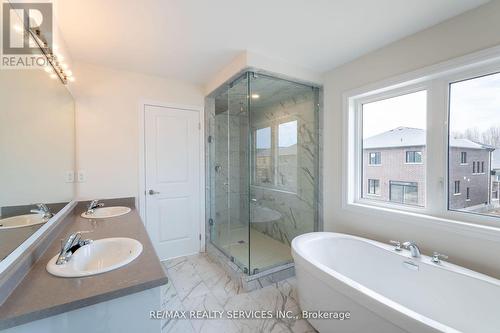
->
[389,183,404,203]
[404,183,418,205]
[415,151,422,163]
[255,127,273,185]
[405,151,422,163]
[362,90,426,206]
[278,120,297,191]
[406,151,413,163]
[449,72,500,216]
[368,179,380,195]
[369,152,381,165]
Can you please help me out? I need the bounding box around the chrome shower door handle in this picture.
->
[148,189,160,195]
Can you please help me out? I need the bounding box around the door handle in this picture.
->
[148,189,160,195]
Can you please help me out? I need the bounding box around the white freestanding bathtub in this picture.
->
[291,232,500,333]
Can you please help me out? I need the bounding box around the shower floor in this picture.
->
[219,226,292,272]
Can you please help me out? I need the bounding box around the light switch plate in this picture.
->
[65,171,75,183]
[77,170,86,183]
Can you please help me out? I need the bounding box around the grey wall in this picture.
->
[323,1,500,278]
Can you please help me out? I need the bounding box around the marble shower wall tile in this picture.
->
[249,92,319,247]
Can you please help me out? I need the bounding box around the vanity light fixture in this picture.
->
[24,25,74,85]
[251,93,260,99]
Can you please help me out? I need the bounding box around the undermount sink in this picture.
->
[46,237,143,278]
[251,204,282,223]
[81,206,131,219]
[0,214,48,229]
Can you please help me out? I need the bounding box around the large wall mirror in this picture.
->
[0,66,75,261]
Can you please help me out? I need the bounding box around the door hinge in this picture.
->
[199,234,202,241]
[208,135,213,143]
[208,218,214,226]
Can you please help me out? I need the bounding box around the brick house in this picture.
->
[363,127,492,209]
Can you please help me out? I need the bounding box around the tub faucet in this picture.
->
[389,240,402,252]
[86,200,104,215]
[30,203,53,220]
[431,252,448,264]
[402,241,421,258]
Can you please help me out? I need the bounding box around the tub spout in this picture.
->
[402,241,421,258]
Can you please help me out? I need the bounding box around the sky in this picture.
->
[256,120,297,149]
[362,90,426,138]
[362,72,500,139]
[256,127,271,149]
[450,71,500,134]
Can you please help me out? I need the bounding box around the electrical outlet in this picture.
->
[65,171,75,183]
[77,170,86,183]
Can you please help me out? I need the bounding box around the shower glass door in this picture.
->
[207,71,320,275]
[209,73,250,272]
[248,73,319,274]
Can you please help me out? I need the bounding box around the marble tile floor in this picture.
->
[161,253,316,333]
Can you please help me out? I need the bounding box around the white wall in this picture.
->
[72,62,204,200]
[204,50,323,95]
[323,1,500,277]
[0,70,74,209]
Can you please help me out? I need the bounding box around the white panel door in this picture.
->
[144,105,200,260]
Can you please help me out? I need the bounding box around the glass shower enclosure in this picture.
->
[206,71,320,275]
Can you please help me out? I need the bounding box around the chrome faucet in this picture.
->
[431,252,448,264]
[56,232,92,265]
[86,199,104,215]
[402,241,421,258]
[30,203,53,220]
[389,240,402,252]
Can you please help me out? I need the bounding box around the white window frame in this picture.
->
[368,152,381,166]
[251,115,299,194]
[405,150,423,165]
[460,151,468,165]
[342,45,500,231]
[367,179,380,196]
[352,83,429,213]
[454,181,461,196]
